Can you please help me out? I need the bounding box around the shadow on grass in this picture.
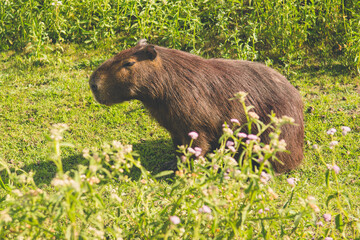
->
[1,139,177,187]
[297,63,353,78]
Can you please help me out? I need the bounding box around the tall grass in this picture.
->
[1,0,359,72]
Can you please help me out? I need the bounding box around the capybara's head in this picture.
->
[89,39,160,105]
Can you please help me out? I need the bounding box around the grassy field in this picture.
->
[1,42,359,239]
[1,0,360,239]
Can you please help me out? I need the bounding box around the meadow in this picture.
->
[0,0,360,239]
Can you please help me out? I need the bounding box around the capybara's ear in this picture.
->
[143,44,157,61]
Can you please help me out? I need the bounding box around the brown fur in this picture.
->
[90,40,304,173]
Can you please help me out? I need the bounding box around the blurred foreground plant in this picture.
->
[0,93,358,239]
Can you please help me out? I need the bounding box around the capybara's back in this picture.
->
[90,39,304,173]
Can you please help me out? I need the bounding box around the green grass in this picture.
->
[0,43,359,238]
[1,0,360,71]
[0,0,360,238]
[0,46,173,184]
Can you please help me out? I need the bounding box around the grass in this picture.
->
[0,43,359,239]
[0,0,360,238]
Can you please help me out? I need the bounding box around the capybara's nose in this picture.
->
[90,83,98,92]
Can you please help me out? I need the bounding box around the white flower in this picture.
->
[169,216,180,225]
[198,205,212,214]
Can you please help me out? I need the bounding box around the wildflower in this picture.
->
[258,209,264,214]
[194,147,202,157]
[341,126,351,135]
[277,139,287,151]
[112,140,122,149]
[308,203,320,213]
[198,205,212,214]
[169,216,180,225]
[329,141,338,149]
[264,207,270,212]
[225,156,238,166]
[253,144,261,152]
[234,91,248,102]
[231,119,240,125]
[0,211,12,223]
[212,164,219,171]
[181,155,187,163]
[323,213,331,222]
[51,0,62,6]
[286,178,296,187]
[87,176,100,185]
[12,189,23,197]
[188,147,196,155]
[324,237,333,240]
[226,141,236,152]
[82,148,90,158]
[267,187,278,200]
[188,131,199,140]
[260,172,271,183]
[237,132,247,138]
[247,134,258,141]
[316,221,324,227]
[257,156,264,163]
[312,144,318,149]
[326,128,336,135]
[333,164,340,174]
[248,112,260,119]
[123,144,133,154]
[223,127,233,136]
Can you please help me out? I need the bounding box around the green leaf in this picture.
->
[325,169,330,188]
[0,176,11,192]
[335,214,344,232]
[153,170,174,179]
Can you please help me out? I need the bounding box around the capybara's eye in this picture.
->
[123,61,135,67]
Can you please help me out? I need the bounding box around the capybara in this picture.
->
[89,39,304,173]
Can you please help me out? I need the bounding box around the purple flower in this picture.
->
[226,141,236,152]
[198,205,212,214]
[194,147,202,157]
[264,207,270,212]
[316,221,324,227]
[333,164,340,174]
[287,178,296,187]
[324,237,333,240]
[257,157,264,163]
[258,209,264,214]
[231,119,240,125]
[169,215,180,225]
[188,147,196,154]
[341,126,351,135]
[327,164,340,174]
[329,141,338,149]
[228,146,236,152]
[247,134,258,140]
[226,141,234,147]
[237,132,247,138]
[323,213,331,222]
[326,128,336,135]
[260,172,271,184]
[188,131,199,140]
